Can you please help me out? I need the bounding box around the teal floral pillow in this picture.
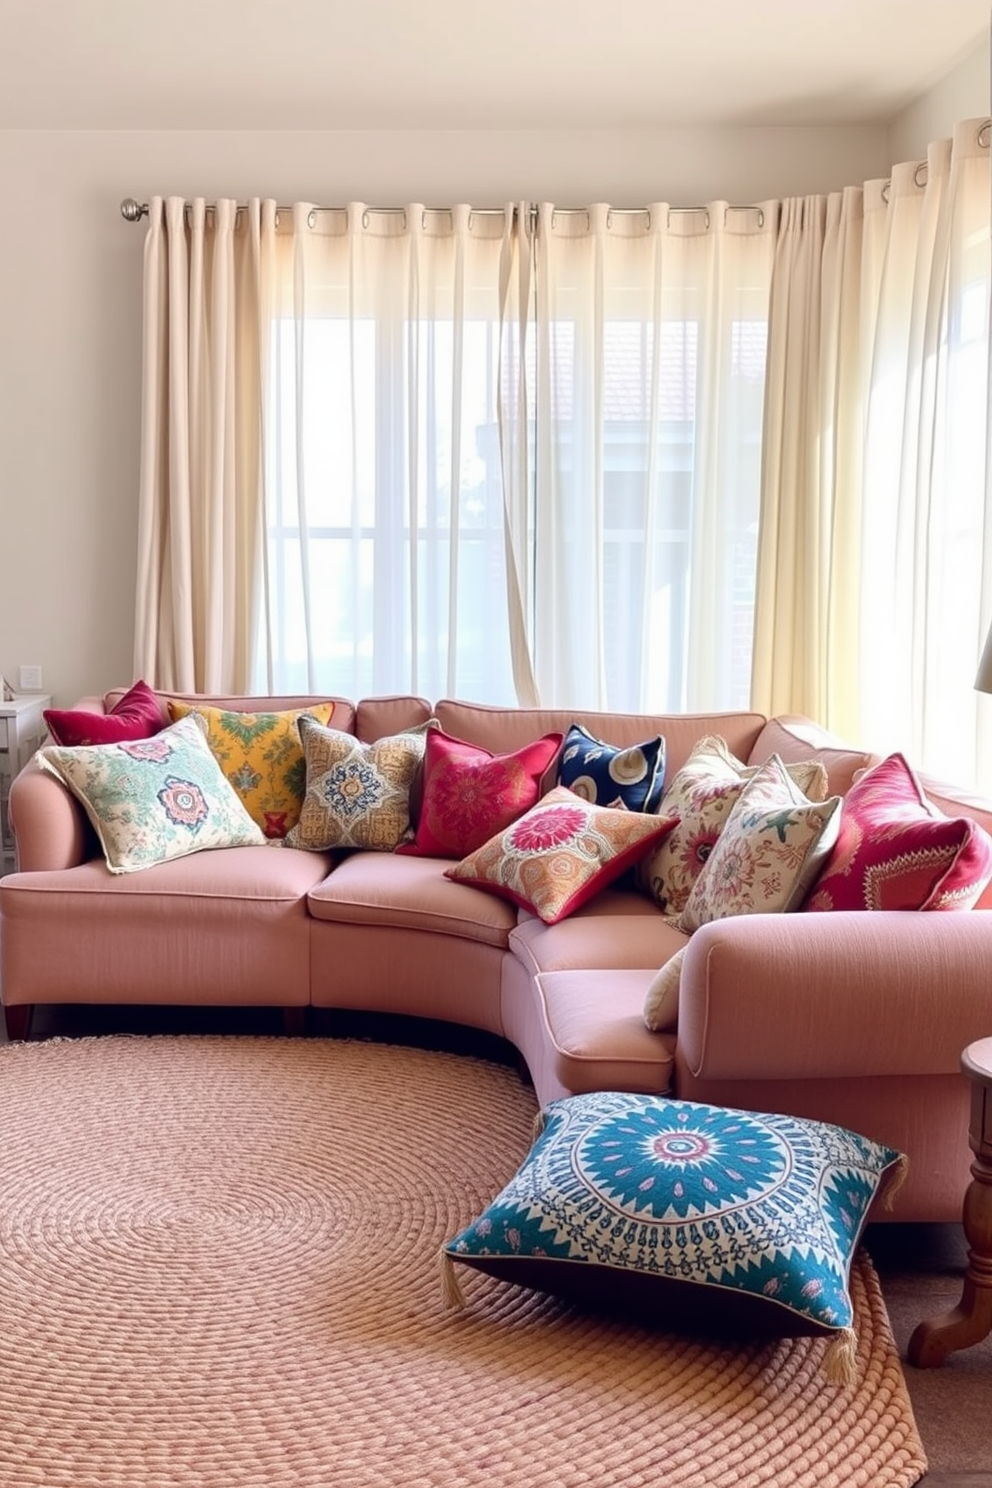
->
[443,1091,905,1383]
[37,714,267,874]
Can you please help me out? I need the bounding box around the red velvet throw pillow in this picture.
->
[398,728,563,859]
[803,752,992,912]
[44,679,165,748]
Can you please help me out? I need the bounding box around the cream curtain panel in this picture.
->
[135,197,264,692]
[752,118,992,789]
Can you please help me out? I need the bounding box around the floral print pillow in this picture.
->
[445,785,678,924]
[678,755,842,932]
[636,735,828,918]
[37,715,266,874]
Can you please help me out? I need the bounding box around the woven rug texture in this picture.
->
[0,1035,927,1487]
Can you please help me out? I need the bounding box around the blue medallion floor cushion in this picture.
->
[442,1091,906,1383]
[36,714,267,873]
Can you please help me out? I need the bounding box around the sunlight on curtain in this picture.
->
[531,202,774,711]
[860,120,991,790]
[751,189,865,737]
[253,202,521,703]
[753,119,992,791]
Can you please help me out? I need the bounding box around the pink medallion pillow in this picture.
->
[804,752,992,912]
[398,728,563,859]
[44,679,164,747]
[445,784,678,924]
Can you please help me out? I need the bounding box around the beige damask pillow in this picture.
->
[286,718,437,852]
[636,735,828,918]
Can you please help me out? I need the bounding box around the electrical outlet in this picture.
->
[18,664,43,692]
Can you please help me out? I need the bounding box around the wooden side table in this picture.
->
[908,1036,992,1367]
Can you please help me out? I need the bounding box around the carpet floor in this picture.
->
[0,1033,927,1488]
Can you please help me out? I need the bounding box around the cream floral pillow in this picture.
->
[637,736,828,918]
[286,718,436,852]
[643,947,687,1033]
[679,755,842,932]
[37,715,266,874]
[642,757,841,1032]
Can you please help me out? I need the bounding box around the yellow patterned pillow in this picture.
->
[167,702,337,840]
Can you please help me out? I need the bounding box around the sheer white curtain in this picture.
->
[753,119,992,789]
[528,202,775,711]
[860,121,992,790]
[134,197,264,692]
[254,202,523,702]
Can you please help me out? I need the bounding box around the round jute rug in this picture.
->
[0,1035,926,1488]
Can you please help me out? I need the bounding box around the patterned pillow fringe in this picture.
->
[823,1326,859,1385]
[440,1248,467,1310]
[881,1152,909,1210]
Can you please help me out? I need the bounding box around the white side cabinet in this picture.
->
[0,695,52,873]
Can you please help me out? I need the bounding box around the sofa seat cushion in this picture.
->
[1,842,331,903]
[535,969,676,1094]
[509,889,687,975]
[307,851,517,946]
[0,845,331,1007]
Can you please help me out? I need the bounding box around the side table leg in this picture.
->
[908,1147,992,1367]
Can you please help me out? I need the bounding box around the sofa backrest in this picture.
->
[431,699,769,777]
[747,715,878,797]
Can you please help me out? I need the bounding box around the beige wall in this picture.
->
[888,34,988,163]
[0,89,982,703]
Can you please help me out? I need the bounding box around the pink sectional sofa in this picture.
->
[3,688,992,1224]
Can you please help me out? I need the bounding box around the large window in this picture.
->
[253,205,775,711]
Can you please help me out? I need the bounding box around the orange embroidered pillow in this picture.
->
[803,753,992,912]
[445,785,678,924]
[398,728,563,859]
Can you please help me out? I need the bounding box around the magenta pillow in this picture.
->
[397,728,563,859]
[44,680,165,748]
[804,752,992,912]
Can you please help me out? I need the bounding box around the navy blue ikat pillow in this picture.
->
[442,1091,905,1383]
[557,724,666,812]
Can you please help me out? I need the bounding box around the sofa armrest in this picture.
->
[676,911,992,1082]
[7,757,92,871]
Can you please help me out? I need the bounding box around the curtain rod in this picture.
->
[121,120,992,230]
[120,198,767,229]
